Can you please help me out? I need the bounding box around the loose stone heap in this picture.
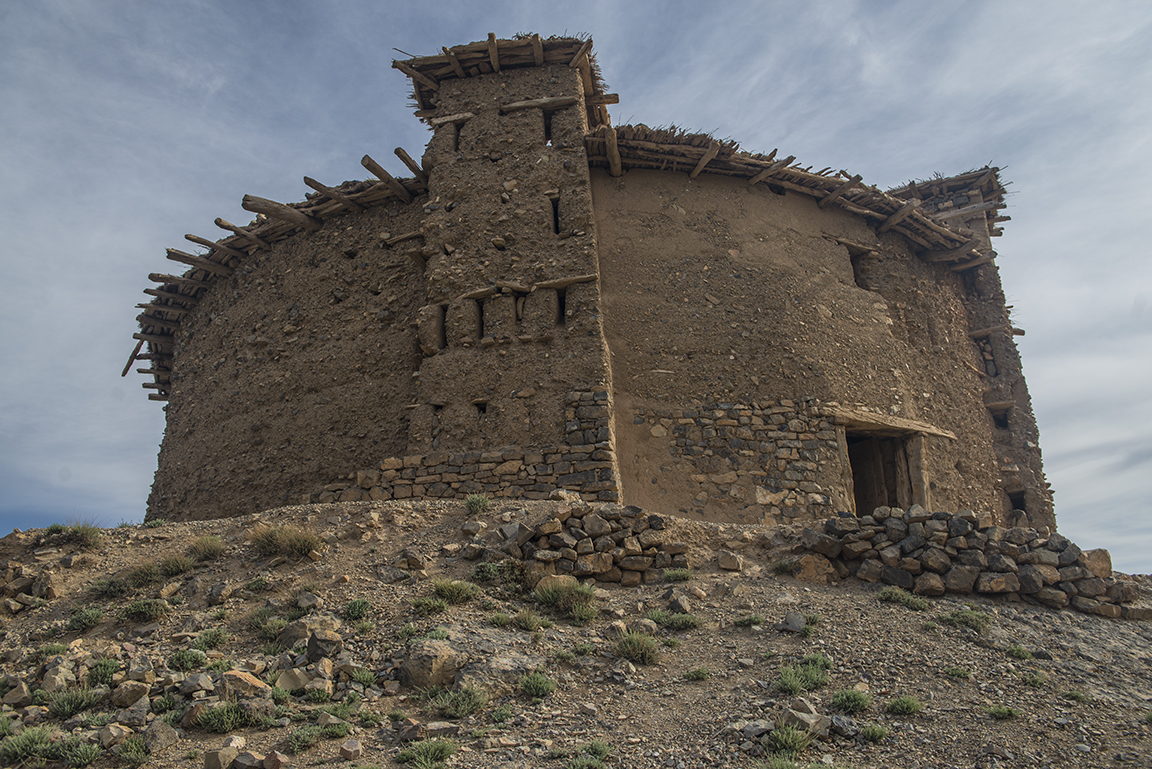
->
[789,505,1146,619]
[456,501,689,588]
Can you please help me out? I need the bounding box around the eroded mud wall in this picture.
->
[593,169,1010,525]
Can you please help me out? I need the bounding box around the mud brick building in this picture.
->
[128,35,1051,530]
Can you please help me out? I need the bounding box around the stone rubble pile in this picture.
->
[788,505,1146,619]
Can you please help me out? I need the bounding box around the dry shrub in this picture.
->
[248,524,322,559]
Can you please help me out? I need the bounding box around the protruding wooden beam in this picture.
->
[818,174,863,209]
[586,93,619,106]
[501,96,578,113]
[487,33,500,72]
[185,234,247,261]
[141,382,165,390]
[968,325,1010,339]
[148,393,169,402]
[137,314,181,331]
[303,177,366,213]
[429,112,474,128]
[166,248,235,276]
[442,46,466,78]
[121,339,145,378]
[241,195,322,232]
[531,34,544,66]
[605,127,622,177]
[950,253,997,272]
[931,200,1003,222]
[149,273,212,290]
[922,237,981,263]
[137,302,190,316]
[984,400,1016,412]
[877,199,920,234]
[748,156,795,186]
[143,287,199,304]
[214,218,269,249]
[133,332,173,345]
[361,155,413,204]
[394,147,428,185]
[391,60,439,91]
[385,231,423,246]
[136,368,171,378]
[689,142,721,179]
[569,39,593,68]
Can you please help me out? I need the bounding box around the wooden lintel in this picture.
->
[149,273,211,290]
[531,34,544,66]
[984,400,1016,412]
[501,96,578,113]
[241,195,322,232]
[922,237,981,263]
[459,287,496,300]
[877,198,920,233]
[385,230,423,246]
[487,33,500,72]
[748,156,795,185]
[136,368,171,378]
[441,47,466,78]
[586,93,620,106]
[361,155,414,204]
[394,147,429,185]
[823,405,957,440]
[391,60,439,91]
[429,112,475,128]
[932,200,1002,222]
[166,248,234,276]
[133,332,173,345]
[568,39,593,68]
[141,382,165,390]
[214,218,269,249]
[185,234,246,261]
[689,142,721,179]
[121,339,145,378]
[605,127,622,177]
[818,174,863,209]
[303,176,366,213]
[143,287,198,304]
[968,325,1009,339]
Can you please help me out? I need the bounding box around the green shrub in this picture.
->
[662,637,680,648]
[58,737,102,767]
[34,643,69,661]
[65,521,103,550]
[685,667,709,681]
[197,702,259,732]
[396,738,458,765]
[350,668,377,687]
[946,666,972,680]
[117,735,148,766]
[491,704,512,723]
[513,609,545,631]
[582,741,611,759]
[412,597,448,616]
[663,568,693,582]
[733,614,764,627]
[432,579,480,605]
[570,602,598,626]
[249,525,321,559]
[573,642,596,657]
[535,582,595,615]
[800,653,831,670]
[646,610,700,631]
[151,692,177,714]
[68,607,104,633]
[1007,644,1033,660]
[566,757,607,769]
[88,658,120,687]
[940,608,991,634]
[431,686,488,718]
[520,672,556,698]
[387,709,407,722]
[767,724,811,756]
[159,554,194,577]
[1062,690,1089,703]
[187,535,224,561]
[285,724,323,754]
[1021,672,1047,688]
[46,523,66,536]
[489,612,511,627]
[126,561,161,588]
[344,598,371,620]
[615,632,658,665]
[144,518,166,529]
[192,628,230,651]
[121,599,169,622]
[169,648,207,671]
[770,559,797,575]
[322,721,350,738]
[1144,711,1152,725]
[985,704,1018,720]
[469,562,502,584]
[49,686,102,719]
[306,688,331,703]
[831,689,871,714]
[878,586,930,611]
[861,723,889,743]
[464,494,492,515]
[91,577,128,598]
[774,663,828,695]
[0,726,52,766]
[886,695,923,715]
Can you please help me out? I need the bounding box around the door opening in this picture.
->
[846,433,913,515]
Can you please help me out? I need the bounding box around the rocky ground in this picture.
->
[0,499,1150,769]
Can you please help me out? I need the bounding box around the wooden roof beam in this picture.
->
[133,332,173,345]
[501,96,578,113]
[605,127,622,177]
[569,39,593,68]
[487,33,500,72]
[241,195,322,232]
[922,237,982,263]
[361,154,413,204]
[303,176,366,213]
[185,234,247,262]
[137,302,190,316]
[143,287,198,304]
[137,314,181,331]
[689,142,721,179]
[394,147,428,185]
[748,156,795,186]
[166,248,235,276]
[391,60,440,91]
[931,200,1004,222]
[214,217,269,249]
[121,339,145,378]
[877,198,919,234]
[818,174,863,209]
[531,34,544,66]
[149,273,212,290]
[441,46,466,78]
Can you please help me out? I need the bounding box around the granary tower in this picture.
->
[129,35,1052,531]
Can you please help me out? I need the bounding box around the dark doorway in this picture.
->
[847,433,913,515]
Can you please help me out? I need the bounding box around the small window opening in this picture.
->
[766,183,786,196]
[849,252,869,290]
[543,110,554,145]
[550,196,561,234]
[474,400,488,416]
[991,409,1009,430]
[1008,490,1027,513]
[556,287,567,326]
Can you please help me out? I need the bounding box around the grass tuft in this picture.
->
[940,608,991,634]
[861,723,889,743]
[412,597,448,616]
[733,614,765,627]
[945,666,972,680]
[831,688,871,714]
[121,599,169,623]
[159,554,194,577]
[766,725,811,757]
[249,525,322,559]
[878,585,930,611]
[88,658,120,687]
[519,671,556,698]
[68,607,104,633]
[615,631,659,665]
[985,704,1018,720]
[646,609,700,631]
[49,687,102,719]
[430,686,488,718]
[685,667,709,681]
[344,598,371,621]
[662,568,693,582]
[396,739,458,766]
[886,695,923,715]
[464,494,492,515]
[432,579,480,605]
[1006,644,1033,660]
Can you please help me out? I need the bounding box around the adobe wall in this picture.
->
[593,169,1031,526]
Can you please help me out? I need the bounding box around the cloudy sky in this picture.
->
[2,1,1149,572]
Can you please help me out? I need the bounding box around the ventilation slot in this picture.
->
[437,305,448,350]
[543,110,554,145]
[550,196,561,235]
[556,287,567,326]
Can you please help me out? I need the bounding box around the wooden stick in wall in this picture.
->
[487,33,500,72]
[394,147,429,185]
[819,174,863,209]
[442,46,466,78]
[143,288,198,304]
[748,156,795,186]
[214,218,269,249]
[241,195,322,232]
[391,60,440,91]
[877,198,919,233]
[531,34,544,66]
[361,155,413,204]
[569,39,593,68]
[149,273,212,290]
[501,96,578,113]
[689,142,721,179]
[605,127,622,177]
[586,94,620,106]
[185,234,247,261]
[137,314,181,331]
[121,339,145,377]
[303,177,366,213]
[166,248,235,276]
